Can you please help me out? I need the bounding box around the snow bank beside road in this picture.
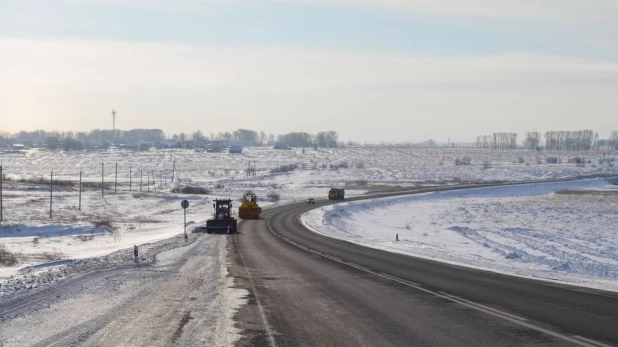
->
[0,234,248,347]
[302,179,618,292]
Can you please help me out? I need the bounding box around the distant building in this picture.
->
[11,144,28,151]
[274,142,291,150]
[232,140,255,147]
[229,144,243,153]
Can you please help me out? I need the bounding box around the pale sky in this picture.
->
[1,0,617,142]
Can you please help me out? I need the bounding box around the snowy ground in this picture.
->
[0,234,248,346]
[1,147,616,194]
[1,147,617,295]
[302,178,618,292]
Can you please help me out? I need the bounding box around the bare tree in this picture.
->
[524,132,541,150]
[610,131,618,149]
[192,130,206,142]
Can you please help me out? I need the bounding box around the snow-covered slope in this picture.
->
[302,178,618,292]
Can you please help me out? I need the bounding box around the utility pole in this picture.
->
[1,161,3,222]
[79,170,82,211]
[50,170,53,219]
[170,156,176,183]
[112,109,117,145]
[101,161,104,196]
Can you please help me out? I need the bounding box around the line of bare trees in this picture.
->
[475,133,518,150]
[475,129,616,151]
[276,130,339,148]
[544,130,597,151]
[0,128,341,149]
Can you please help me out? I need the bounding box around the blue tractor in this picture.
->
[203,199,238,234]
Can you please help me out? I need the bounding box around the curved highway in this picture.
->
[233,187,618,347]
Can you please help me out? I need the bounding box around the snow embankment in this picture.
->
[302,178,618,292]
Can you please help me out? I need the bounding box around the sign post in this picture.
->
[181,200,189,241]
[1,161,3,222]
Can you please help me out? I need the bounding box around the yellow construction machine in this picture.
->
[239,193,262,219]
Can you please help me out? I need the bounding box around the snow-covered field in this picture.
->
[1,147,617,294]
[1,146,616,193]
[303,178,618,292]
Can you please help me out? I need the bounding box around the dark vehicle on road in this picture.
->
[328,188,345,200]
[202,199,237,234]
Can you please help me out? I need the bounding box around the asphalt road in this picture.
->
[233,189,618,347]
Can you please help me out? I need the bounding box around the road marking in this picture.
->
[322,255,342,262]
[235,233,278,347]
[44,332,77,347]
[572,335,614,347]
[439,292,527,322]
[378,273,421,287]
[346,262,371,272]
[266,216,607,347]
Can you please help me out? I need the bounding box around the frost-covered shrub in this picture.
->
[0,244,19,266]
[271,164,298,173]
[92,219,115,230]
[569,156,585,164]
[171,185,210,195]
[267,191,280,201]
[455,156,472,166]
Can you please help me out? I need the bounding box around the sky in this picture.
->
[1,0,617,143]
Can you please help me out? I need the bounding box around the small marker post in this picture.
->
[133,245,139,263]
[181,200,189,241]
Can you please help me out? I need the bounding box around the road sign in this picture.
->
[181,200,189,242]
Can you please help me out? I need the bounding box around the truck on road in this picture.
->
[328,188,345,200]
